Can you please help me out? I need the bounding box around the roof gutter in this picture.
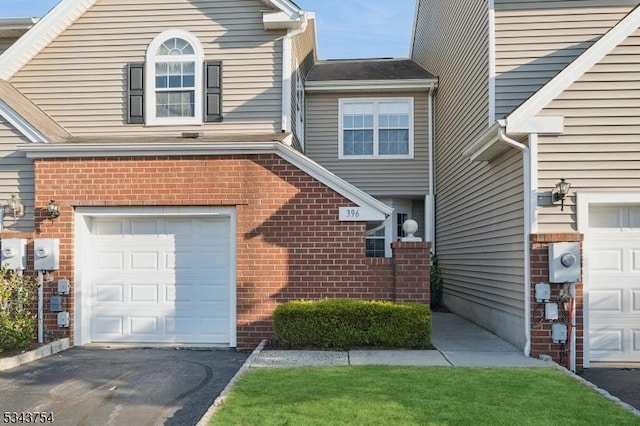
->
[280,12,307,136]
[497,120,534,359]
[305,79,438,92]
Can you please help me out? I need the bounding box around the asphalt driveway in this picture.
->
[0,347,248,425]
[580,367,640,410]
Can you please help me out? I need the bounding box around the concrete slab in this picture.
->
[349,350,451,366]
[252,350,348,368]
[441,351,551,367]
[0,338,70,371]
[431,335,520,352]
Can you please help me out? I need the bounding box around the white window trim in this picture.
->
[145,29,204,126]
[338,97,414,160]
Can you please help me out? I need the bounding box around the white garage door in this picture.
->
[587,205,640,362]
[89,216,232,344]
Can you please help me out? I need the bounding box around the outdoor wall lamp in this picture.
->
[552,178,571,211]
[7,193,24,221]
[47,199,60,219]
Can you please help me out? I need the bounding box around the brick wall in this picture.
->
[17,154,430,349]
[530,233,584,370]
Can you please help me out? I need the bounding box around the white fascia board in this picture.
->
[506,116,564,135]
[506,4,640,131]
[461,122,500,160]
[0,18,38,29]
[263,11,301,30]
[265,0,302,19]
[0,100,49,143]
[305,80,438,92]
[0,0,97,80]
[20,141,393,216]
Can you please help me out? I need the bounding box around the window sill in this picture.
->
[366,257,393,265]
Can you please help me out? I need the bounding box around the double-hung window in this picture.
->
[144,30,203,125]
[339,98,413,159]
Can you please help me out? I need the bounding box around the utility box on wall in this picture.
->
[34,238,60,271]
[1,239,27,270]
[548,242,580,283]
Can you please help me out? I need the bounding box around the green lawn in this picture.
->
[211,366,640,426]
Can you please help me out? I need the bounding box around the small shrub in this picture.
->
[273,299,431,349]
[430,254,443,309]
[0,266,38,353]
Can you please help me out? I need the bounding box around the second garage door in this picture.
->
[587,205,640,362]
[88,216,232,345]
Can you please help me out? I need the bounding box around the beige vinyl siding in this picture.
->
[537,26,640,232]
[0,37,20,55]
[305,91,429,196]
[494,1,636,119]
[0,118,34,231]
[9,0,285,136]
[291,17,316,149]
[412,0,526,347]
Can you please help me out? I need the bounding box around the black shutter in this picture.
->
[204,61,223,122]
[127,63,144,124]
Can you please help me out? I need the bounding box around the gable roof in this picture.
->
[0,0,303,80]
[505,3,640,132]
[0,79,69,143]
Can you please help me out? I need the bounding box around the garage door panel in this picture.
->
[89,216,232,344]
[590,289,623,312]
[96,284,124,302]
[588,204,640,362]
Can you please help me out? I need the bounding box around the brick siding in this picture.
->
[530,233,584,370]
[6,154,430,349]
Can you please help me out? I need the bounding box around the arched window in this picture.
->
[145,30,203,125]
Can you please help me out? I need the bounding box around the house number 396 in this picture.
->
[345,209,360,218]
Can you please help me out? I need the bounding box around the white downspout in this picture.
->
[281,15,307,135]
[426,85,436,250]
[497,123,533,357]
[37,270,44,343]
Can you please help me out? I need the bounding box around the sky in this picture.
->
[0,0,415,59]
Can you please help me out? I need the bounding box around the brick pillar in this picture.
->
[530,233,584,370]
[392,241,431,304]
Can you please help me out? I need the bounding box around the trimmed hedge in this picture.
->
[273,299,431,349]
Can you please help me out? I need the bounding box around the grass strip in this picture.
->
[211,366,640,425]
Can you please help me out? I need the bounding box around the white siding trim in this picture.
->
[74,206,237,346]
[506,4,640,131]
[576,192,640,368]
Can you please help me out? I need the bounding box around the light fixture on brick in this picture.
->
[47,199,60,219]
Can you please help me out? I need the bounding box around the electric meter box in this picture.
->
[1,238,27,270]
[34,238,60,271]
[548,242,580,283]
[551,323,568,343]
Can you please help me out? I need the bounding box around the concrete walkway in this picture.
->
[252,312,550,368]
